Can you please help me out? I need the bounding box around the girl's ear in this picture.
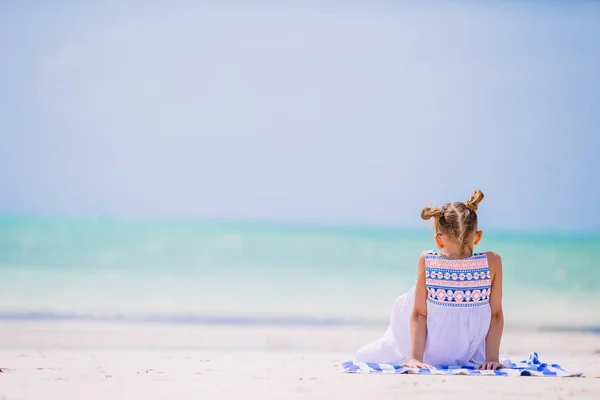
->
[435,233,444,249]
[474,230,483,245]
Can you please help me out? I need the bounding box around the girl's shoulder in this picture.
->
[482,251,503,273]
[482,251,502,261]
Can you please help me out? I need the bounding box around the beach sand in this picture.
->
[1,322,599,399]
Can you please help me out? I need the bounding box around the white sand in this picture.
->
[1,322,599,399]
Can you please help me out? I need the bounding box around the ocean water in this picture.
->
[0,217,598,331]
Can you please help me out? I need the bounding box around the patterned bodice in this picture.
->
[424,251,491,307]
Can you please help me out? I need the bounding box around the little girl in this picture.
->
[355,190,506,370]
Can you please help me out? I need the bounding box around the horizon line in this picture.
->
[0,213,599,237]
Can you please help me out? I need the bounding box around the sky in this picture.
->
[1,1,599,231]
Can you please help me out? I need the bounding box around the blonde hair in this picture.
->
[421,190,484,255]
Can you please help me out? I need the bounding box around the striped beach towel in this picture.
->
[341,352,582,377]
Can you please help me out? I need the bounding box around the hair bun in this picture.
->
[465,189,484,212]
[421,206,444,221]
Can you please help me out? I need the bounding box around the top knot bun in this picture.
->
[465,189,484,212]
[421,206,444,221]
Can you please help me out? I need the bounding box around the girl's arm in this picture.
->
[479,251,504,370]
[402,253,432,368]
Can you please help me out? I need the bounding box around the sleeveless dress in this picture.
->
[355,251,497,366]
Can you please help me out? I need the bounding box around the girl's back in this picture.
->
[424,251,491,307]
[422,251,492,366]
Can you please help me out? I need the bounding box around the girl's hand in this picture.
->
[477,361,505,370]
[402,359,433,369]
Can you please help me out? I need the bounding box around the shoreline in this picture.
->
[0,312,598,335]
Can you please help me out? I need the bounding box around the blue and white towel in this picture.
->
[341,352,582,377]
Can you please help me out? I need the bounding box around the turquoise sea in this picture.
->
[0,217,598,331]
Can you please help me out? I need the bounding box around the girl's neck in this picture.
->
[439,248,473,259]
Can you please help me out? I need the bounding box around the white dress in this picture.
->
[355,251,500,367]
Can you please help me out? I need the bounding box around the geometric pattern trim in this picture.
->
[425,251,491,307]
